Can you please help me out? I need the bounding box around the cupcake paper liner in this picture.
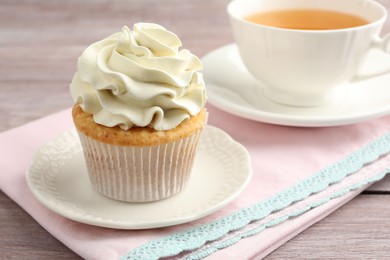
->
[76,129,202,202]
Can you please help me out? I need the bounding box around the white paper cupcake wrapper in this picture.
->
[76,130,202,202]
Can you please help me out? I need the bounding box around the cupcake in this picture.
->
[70,23,207,202]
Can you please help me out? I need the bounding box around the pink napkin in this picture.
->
[1,104,390,259]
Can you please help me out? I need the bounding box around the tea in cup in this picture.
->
[228,0,390,106]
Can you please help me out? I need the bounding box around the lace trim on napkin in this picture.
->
[121,132,390,260]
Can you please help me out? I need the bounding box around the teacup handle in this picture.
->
[351,34,390,83]
[372,33,390,53]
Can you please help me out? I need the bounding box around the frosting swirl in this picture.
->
[70,23,206,131]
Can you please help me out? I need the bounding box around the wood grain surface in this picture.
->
[1,0,390,259]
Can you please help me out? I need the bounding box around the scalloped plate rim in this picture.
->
[26,125,252,229]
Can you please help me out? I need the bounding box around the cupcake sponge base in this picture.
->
[72,105,206,202]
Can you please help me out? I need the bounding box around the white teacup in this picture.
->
[228,0,390,107]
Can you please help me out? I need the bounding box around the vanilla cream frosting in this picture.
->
[70,23,206,131]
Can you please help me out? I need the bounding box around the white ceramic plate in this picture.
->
[26,126,251,229]
[202,44,390,127]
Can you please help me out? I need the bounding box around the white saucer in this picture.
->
[202,44,390,127]
[26,126,251,229]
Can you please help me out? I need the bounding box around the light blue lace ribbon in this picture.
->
[121,131,390,260]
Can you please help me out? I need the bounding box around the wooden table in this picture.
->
[1,0,390,258]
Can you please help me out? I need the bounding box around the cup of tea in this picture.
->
[228,0,390,107]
